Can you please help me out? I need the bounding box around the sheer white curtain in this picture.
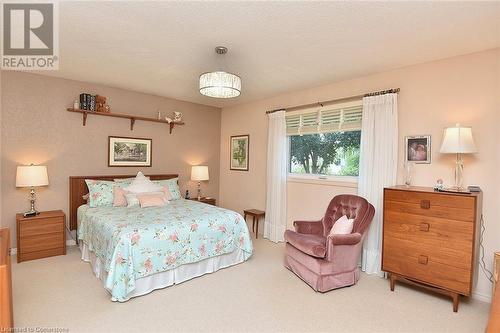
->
[264,110,287,243]
[359,93,398,276]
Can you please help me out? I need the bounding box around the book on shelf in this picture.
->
[89,95,96,111]
[79,93,87,110]
[79,93,96,111]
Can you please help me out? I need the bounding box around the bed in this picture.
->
[69,174,253,302]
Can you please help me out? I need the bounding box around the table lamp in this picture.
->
[439,124,477,191]
[16,164,49,217]
[191,166,209,200]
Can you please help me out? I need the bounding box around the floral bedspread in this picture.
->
[78,199,253,301]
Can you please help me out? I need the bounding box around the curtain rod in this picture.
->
[265,88,400,114]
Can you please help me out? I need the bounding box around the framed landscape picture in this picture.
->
[405,135,431,164]
[230,135,249,171]
[108,136,152,167]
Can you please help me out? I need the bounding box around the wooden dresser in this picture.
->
[16,210,66,263]
[487,252,500,332]
[0,228,13,330]
[382,186,482,312]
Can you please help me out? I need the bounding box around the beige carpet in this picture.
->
[12,238,489,333]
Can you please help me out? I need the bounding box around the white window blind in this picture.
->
[286,100,362,136]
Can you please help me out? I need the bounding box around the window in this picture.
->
[286,101,362,178]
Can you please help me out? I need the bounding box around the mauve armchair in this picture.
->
[284,194,375,292]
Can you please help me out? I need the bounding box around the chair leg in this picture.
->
[255,217,259,239]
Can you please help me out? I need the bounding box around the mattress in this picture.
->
[77,199,253,301]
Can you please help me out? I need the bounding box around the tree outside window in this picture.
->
[289,131,361,176]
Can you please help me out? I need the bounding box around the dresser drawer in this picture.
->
[19,217,64,237]
[385,189,475,210]
[383,241,471,294]
[19,233,64,254]
[383,234,472,270]
[384,198,474,222]
[383,210,474,253]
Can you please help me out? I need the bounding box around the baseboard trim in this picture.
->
[9,240,77,256]
[472,291,492,303]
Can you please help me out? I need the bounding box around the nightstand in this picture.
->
[16,210,66,263]
[188,197,216,206]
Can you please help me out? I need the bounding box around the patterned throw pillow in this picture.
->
[113,186,128,207]
[85,180,115,207]
[153,178,181,199]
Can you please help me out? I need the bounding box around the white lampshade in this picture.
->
[440,125,477,154]
[16,165,49,187]
[191,166,209,181]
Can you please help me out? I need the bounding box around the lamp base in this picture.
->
[23,210,39,217]
[24,187,39,217]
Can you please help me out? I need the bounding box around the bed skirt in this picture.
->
[80,243,246,302]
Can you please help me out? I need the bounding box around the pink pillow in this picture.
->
[329,215,354,236]
[113,186,128,207]
[137,193,167,208]
[162,186,173,201]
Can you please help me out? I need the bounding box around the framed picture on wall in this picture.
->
[108,136,152,167]
[230,135,249,171]
[405,135,431,164]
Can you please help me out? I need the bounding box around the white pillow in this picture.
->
[125,191,169,207]
[329,215,354,236]
[124,172,162,193]
[125,193,140,207]
[114,176,149,182]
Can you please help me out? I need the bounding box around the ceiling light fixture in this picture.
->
[199,46,241,99]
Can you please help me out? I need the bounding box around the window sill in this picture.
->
[287,174,358,188]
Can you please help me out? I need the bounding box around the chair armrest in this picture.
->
[328,233,362,246]
[325,232,363,264]
[293,220,323,235]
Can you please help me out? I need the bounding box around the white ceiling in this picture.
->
[40,1,500,108]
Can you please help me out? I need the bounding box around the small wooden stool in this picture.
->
[243,209,265,239]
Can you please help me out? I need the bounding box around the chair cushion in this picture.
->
[284,230,327,258]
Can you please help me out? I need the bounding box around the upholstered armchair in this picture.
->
[284,194,375,292]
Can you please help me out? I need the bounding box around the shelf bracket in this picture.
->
[130,118,135,130]
[82,112,87,126]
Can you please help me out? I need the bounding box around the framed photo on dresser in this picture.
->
[108,136,152,167]
[230,135,249,171]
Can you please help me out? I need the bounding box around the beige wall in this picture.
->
[219,48,500,300]
[1,72,221,243]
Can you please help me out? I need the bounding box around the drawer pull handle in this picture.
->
[419,223,430,232]
[420,200,431,209]
[418,255,428,265]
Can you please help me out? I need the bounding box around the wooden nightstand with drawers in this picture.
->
[16,210,66,263]
[188,197,216,206]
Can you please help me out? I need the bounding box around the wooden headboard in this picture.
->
[69,174,178,230]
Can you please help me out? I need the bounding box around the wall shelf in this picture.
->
[67,108,185,134]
